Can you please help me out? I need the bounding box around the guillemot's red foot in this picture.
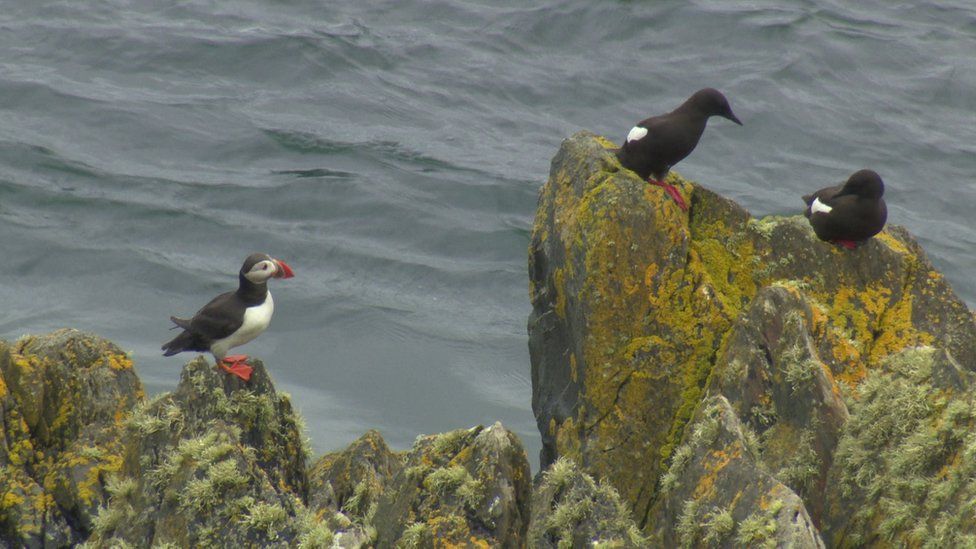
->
[832,239,859,250]
[649,179,689,211]
[219,355,253,381]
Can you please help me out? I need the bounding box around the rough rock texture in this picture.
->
[373,423,532,547]
[709,286,850,526]
[0,329,143,547]
[307,429,402,547]
[529,131,976,544]
[652,395,823,548]
[86,357,329,547]
[0,333,532,548]
[529,457,646,548]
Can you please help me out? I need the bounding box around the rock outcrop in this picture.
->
[373,423,532,547]
[528,131,976,545]
[87,357,322,547]
[0,330,142,547]
[529,457,645,548]
[0,330,534,548]
[3,131,974,547]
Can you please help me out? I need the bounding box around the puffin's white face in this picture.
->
[243,259,279,284]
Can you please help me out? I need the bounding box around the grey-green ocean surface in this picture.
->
[2,1,974,467]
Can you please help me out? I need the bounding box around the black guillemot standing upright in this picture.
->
[803,169,888,249]
[162,253,295,381]
[616,88,742,211]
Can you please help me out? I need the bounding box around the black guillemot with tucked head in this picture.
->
[161,253,295,381]
[616,88,742,211]
[803,169,887,250]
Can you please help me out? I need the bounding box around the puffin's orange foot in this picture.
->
[219,356,253,381]
[831,239,859,250]
[648,179,689,211]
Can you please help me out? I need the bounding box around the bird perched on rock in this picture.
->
[803,169,887,249]
[162,253,294,381]
[616,88,742,211]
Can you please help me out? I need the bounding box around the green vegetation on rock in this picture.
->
[529,131,976,545]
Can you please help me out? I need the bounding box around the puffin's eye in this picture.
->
[262,263,269,270]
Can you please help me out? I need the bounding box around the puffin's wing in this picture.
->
[185,292,245,342]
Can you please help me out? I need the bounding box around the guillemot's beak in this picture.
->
[726,111,743,126]
[273,259,295,279]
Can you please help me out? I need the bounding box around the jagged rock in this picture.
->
[652,396,823,548]
[823,346,976,546]
[87,356,328,548]
[373,423,532,547]
[0,329,143,547]
[308,429,403,547]
[529,457,646,548]
[710,285,849,525]
[529,131,976,541]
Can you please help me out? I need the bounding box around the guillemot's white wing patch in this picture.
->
[810,197,833,215]
[627,126,648,143]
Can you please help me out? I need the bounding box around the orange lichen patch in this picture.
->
[554,417,581,463]
[448,446,474,468]
[0,374,7,397]
[868,284,934,366]
[424,514,489,548]
[77,453,124,506]
[1,489,26,510]
[11,353,42,374]
[553,268,567,319]
[105,353,134,371]
[595,135,618,150]
[875,231,909,256]
[644,263,659,288]
[49,398,76,434]
[690,219,758,312]
[693,445,743,500]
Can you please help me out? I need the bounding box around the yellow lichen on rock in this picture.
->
[529,132,976,542]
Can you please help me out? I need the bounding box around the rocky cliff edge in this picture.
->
[528,131,976,546]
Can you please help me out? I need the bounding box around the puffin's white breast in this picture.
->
[210,292,274,359]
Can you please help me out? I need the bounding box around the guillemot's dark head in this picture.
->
[688,88,742,125]
[840,169,885,200]
[240,253,295,284]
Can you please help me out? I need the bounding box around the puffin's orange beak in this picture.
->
[273,260,295,279]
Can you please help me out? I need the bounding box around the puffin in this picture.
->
[162,253,295,381]
[616,88,742,211]
[803,169,887,249]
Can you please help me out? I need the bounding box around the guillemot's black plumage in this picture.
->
[616,88,742,210]
[162,253,294,380]
[803,169,887,249]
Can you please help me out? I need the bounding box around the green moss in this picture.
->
[396,521,430,548]
[532,458,646,548]
[422,465,482,510]
[243,502,289,540]
[735,505,779,548]
[775,429,821,496]
[830,346,976,545]
[674,499,700,549]
[181,458,248,513]
[701,505,735,545]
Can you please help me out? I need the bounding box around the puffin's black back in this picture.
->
[161,254,272,356]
